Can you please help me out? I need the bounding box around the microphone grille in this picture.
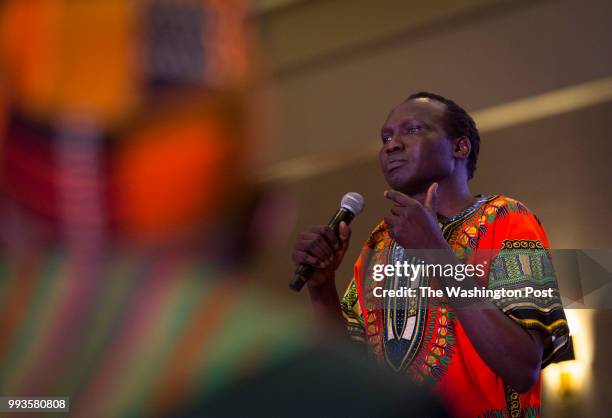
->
[340,192,365,216]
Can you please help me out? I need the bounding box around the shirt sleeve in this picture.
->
[340,278,366,344]
[486,199,570,368]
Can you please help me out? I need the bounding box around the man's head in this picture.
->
[379,92,480,194]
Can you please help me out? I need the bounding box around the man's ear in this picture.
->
[453,136,471,159]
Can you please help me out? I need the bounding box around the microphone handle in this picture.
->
[289,208,355,292]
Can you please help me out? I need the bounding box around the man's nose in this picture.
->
[384,136,404,154]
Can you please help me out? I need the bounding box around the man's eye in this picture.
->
[404,126,422,134]
[381,135,392,143]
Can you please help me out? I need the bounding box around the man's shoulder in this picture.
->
[482,195,534,218]
[481,195,548,241]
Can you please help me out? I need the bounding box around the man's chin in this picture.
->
[387,178,429,196]
[386,172,412,191]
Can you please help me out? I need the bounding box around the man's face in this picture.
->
[379,98,455,194]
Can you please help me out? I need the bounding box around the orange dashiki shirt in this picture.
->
[341,195,569,418]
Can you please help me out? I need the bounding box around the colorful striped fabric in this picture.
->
[0,249,309,417]
[0,2,312,416]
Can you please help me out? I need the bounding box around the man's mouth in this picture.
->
[386,159,405,171]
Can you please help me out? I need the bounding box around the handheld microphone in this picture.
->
[289,192,365,292]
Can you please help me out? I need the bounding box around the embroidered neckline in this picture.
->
[439,195,494,226]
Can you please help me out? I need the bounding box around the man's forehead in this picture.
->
[384,98,447,126]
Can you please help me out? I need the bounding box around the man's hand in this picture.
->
[292,222,352,288]
[383,183,448,250]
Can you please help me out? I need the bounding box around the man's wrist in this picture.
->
[306,273,336,293]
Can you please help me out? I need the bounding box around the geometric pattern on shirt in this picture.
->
[489,244,569,367]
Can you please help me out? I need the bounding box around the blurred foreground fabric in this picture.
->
[0,255,309,417]
[0,0,256,245]
[0,1,302,417]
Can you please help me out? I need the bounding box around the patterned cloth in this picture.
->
[0,2,306,417]
[0,249,309,418]
[0,0,255,244]
[341,195,569,418]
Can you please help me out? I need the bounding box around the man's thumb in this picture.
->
[424,182,439,214]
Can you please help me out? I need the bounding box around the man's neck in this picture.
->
[409,177,475,220]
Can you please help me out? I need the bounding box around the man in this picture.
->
[292,92,569,417]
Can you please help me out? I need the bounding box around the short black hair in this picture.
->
[406,92,480,180]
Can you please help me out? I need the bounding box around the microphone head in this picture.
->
[340,192,365,216]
